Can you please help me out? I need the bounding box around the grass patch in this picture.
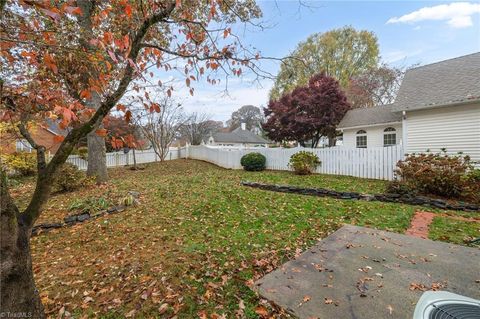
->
[429,217,480,244]
[242,169,387,194]
[6,160,476,318]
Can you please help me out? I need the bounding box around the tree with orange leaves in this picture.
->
[0,1,272,316]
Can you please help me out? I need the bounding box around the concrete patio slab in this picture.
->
[254,225,480,319]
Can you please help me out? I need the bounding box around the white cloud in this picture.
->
[387,2,480,29]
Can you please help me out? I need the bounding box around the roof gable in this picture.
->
[393,52,480,111]
[338,105,402,129]
[211,129,270,144]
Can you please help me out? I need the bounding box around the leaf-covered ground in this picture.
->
[11,160,479,318]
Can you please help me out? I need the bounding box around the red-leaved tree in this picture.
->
[263,73,350,147]
[104,115,145,169]
[0,1,272,316]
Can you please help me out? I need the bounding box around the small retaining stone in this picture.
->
[77,212,90,222]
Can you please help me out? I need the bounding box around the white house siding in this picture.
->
[405,103,480,163]
[342,123,403,148]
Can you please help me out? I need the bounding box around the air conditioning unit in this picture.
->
[413,291,480,319]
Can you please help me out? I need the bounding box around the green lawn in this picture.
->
[12,160,477,318]
[429,217,480,244]
[242,169,388,194]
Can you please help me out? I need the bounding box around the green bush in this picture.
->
[240,152,266,171]
[54,162,85,192]
[390,152,474,198]
[464,169,480,204]
[289,151,321,175]
[68,196,111,213]
[385,180,416,196]
[77,147,88,161]
[71,147,88,161]
[1,152,37,176]
[467,169,480,183]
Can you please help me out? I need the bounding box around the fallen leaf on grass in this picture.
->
[255,305,269,317]
[83,296,94,303]
[158,303,169,315]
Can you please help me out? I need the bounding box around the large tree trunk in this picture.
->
[79,0,108,184]
[86,130,108,183]
[328,135,336,147]
[132,148,137,169]
[1,175,45,318]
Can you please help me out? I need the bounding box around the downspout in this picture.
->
[402,111,408,155]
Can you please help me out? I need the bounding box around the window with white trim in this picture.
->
[15,139,33,152]
[356,130,367,148]
[383,127,396,146]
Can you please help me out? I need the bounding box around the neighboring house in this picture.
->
[0,119,68,154]
[338,52,480,163]
[204,123,270,147]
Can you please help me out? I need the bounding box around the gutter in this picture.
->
[338,121,402,132]
[393,98,480,113]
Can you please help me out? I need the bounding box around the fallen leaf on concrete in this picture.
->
[387,305,394,315]
[409,282,427,291]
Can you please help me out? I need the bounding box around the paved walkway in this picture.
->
[405,211,436,239]
[254,225,480,319]
[405,211,480,239]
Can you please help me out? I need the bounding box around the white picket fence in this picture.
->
[64,148,185,171]
[186,145,404,180]
[64,144,404,180]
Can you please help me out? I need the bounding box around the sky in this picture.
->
[163,1,480,122]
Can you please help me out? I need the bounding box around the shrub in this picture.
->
[1,152,37,176]
[77,147,88,161]
[71,146,88,161]
[464,169,480,204]
[54,162,85,192]
[240,152,266,171]
[391,152,473,198]
[68,196,111,213]
[466,169,480,183]
[385,180,416,196]
[289,151,321,175]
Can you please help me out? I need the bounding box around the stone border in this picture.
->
[31,192,139,236]
[241,181,480,212]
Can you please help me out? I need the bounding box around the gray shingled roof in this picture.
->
[393,52,480,111]
[44,118,69,136]
[337,104,402,129]
[211,127,270,144]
